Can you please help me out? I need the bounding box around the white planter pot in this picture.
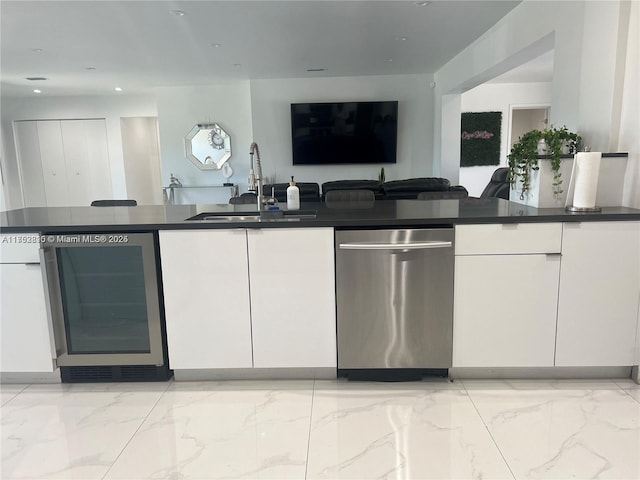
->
[537,139,548,155]
[509,159,572,208]
[509,155,629,208]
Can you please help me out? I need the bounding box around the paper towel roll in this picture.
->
[572,152,601,208]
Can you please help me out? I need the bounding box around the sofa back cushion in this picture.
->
[321,180,381,196]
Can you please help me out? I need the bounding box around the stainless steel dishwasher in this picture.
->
[335,227,454,380]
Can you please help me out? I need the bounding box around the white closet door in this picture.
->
[15,119,112,207]
[60,120,90,205]
[83,119,112,202]
[37,121,69,207]
[14,121,46,207]
[60,119,111,206]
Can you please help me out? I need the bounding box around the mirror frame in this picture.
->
[184,123,232,170]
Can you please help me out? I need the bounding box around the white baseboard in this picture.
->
[174,367,336,382]
[449,366,632,380]
[1,370,62,384]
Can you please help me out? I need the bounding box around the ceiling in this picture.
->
[1,0,524,97]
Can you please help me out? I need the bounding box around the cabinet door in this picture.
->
[247,228,336,368]
[555,222,640,366]
[0,263,55,372]
[453,254,561,367]
[159,230,253,369]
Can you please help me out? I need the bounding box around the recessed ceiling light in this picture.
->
[384,58,394,62]
[210,43,222,48]
[394,36,408,41]
[33,89,42,94]
[114,87,122,92]
[414,1,432,6]
[169,10,186,16]
[31,48,43,53]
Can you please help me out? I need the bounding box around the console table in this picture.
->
[162,184,239,205]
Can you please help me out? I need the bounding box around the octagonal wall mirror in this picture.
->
[185,123,232,170]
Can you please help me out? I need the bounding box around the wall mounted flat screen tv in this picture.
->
[291,101,398,165]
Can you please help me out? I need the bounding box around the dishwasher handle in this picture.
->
[339,240,452,251]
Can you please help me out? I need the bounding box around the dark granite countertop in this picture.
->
[1,198,639,234]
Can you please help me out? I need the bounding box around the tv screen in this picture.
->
[291,101,398,165]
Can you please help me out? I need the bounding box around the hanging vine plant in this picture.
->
[508,125,581,200]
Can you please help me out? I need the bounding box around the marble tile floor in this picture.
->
[1,378,638,480]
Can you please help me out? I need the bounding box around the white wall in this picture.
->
[250,74,434,188]
[460,82,552,196]
[0,94,157,209]
[2,74,435,209]
[155,83,253,204]
[438,94,462,182]
[2,0,635,209]
[434,0,638,207]
[618,0,639,209]
[121,117,163,205]
[578,0,631,153]
[0,130,7,211]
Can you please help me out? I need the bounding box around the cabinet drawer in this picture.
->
[455,223,562,255]
[0,234,42,263]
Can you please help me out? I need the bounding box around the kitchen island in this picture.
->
[2,197,640,233]
[1,198,639,384]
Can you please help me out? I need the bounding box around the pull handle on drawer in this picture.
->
[340,241,453,251]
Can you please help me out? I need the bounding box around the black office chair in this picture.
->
[480,168,510,200]
[91,199,137,207]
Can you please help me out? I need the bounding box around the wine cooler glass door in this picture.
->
[44,233,163,366]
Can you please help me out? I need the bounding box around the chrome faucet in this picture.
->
[248,141,264,210]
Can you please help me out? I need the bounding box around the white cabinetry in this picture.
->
[159,230,253,369]
[159,228,336,370]
[14,119,112,207]
[0,235,55,373]
[453,223,562,367]
[247,228,336,368]
[555,222,640,366]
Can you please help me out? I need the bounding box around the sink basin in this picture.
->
[185,210,316,222]
[192,215,261,222]
[186,213,261,222]
[262,210,318,220]
[282,210,317,219]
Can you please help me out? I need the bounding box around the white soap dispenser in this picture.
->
[287,176,300,210]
